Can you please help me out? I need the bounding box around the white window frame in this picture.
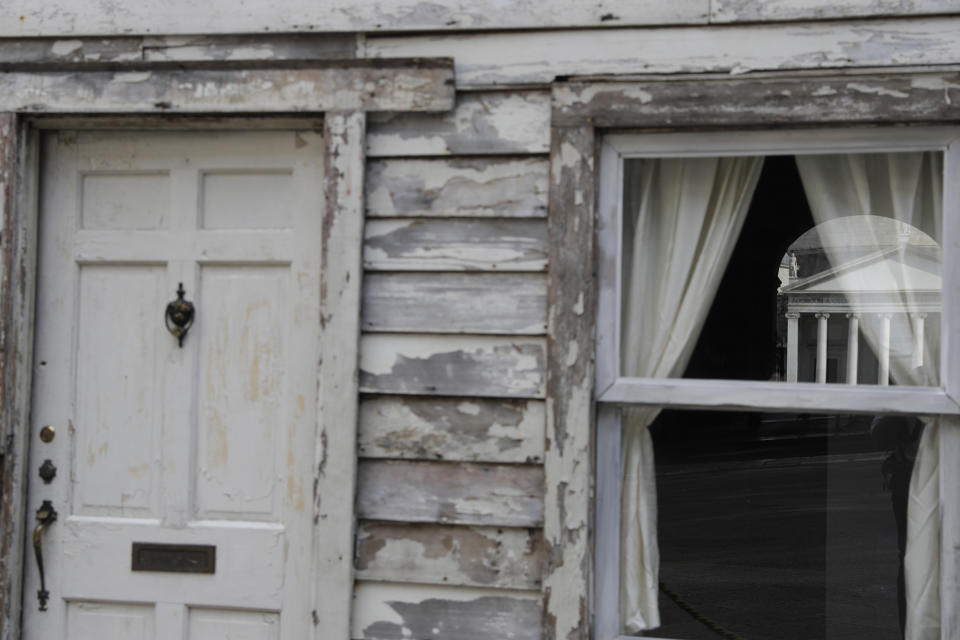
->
[593,126,960,640]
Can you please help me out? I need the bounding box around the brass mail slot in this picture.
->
[131,543,216,574]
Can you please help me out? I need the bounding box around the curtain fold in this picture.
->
[619,156,764,632]
[795,152,943,640]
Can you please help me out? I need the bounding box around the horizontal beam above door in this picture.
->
[0,58,454,114]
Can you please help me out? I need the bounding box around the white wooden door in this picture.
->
[23,130,325,640]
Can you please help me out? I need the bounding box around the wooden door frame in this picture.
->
[0,57,454,640]
[544,68,960,640]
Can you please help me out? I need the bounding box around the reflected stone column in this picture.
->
[786,312,800,383]
[878,313,892,386]
[816,312,830,384]
[912,312,927,370]
[846,313,860,385]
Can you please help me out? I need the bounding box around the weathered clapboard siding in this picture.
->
[710,0,960,23]
[366,158,548,219]
[3,1,708,38]
[359,334,546,398]
[363,219,548,272]
[358,396,545,463]
[356,460,544,526]
[366,91,550,157]
[365,17,960,88]
[355,522,544,589]
[362,273,547,335]
[352,583,541,640]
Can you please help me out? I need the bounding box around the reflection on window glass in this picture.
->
[644,409,918,640]
[620,153,943,386]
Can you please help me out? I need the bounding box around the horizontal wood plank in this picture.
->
[358,395,545,463]
[0,60,454,113]
[366,157,548,219]
[366,18,960,88]
[3,1,707,37]
[710,0,960,23]
[364,219,547,272]
[553,72,960,128]
[355,522,544,589]
[352,583,541,640]
[366,91,550,157]
[356,460,544,526]
[359,334,546,398]
[362,273,547,335]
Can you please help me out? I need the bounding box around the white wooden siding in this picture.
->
[365,17,960,88]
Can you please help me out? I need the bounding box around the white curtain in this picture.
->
[619,156,764,632]
[796,152,943,640]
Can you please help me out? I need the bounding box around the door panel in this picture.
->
[24,130,324,639]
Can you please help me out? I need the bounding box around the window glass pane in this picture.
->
[643,408,918,639]
[620,153,943,386]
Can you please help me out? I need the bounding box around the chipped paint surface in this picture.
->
[359,395,545,463]
[355,522,545,589]
[543,126,596,640]
[367,17,960,88]
[356,460,545,526]
[353,583,542,640]
[0,61,454,114]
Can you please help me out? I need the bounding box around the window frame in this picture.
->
[545,73,960,640]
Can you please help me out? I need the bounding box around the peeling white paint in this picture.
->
[51,39,83,56]
[846,82,910,98]
[812,85,839,96]
[113,72,153,83]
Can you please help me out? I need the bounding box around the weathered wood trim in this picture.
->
[366,91,550,157]
[543,125,596,640]
[313,111,366,639]
[359,334,547,399]
[366,19,960,88]
[356,460,545,527]
[552,72,960,128]
[363,219,548,272]
[3,1,708,38]
[710,0,960,24]
[0,59,454,114]
[365,157,548,219]
[0,114,38,640]
[352,582,542,640]
[355,521,545,590]
[0,35,358,65]
[358,395,545,464]
[941,417,960,638]
[362,273,547,335]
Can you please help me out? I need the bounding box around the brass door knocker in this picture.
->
[165,283,195,347]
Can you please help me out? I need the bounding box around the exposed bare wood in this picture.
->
[352,583,541,640]
[356,460,544,527]
[2,0,708,38]
[355,522,544,590]
[314,111,367,640]
[28,115,328,130]
[366,157,547,219]
[366,91,550,157]
[0,115,38,640]
[710,0,960,23]
[359,334,546,399]
[362,273,547,335]
[364,219,547,272]
[543,125,596,640]
[358,395,545,464]
[0,59,454,113]
[553,72,960,128]
[366,18,960,88]
[0,34,356,65]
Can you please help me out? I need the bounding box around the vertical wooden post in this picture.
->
[544,123,596,640]
[314,111,366,639]
[0,113,38,640]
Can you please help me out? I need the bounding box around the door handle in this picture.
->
[32,500,57,611]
